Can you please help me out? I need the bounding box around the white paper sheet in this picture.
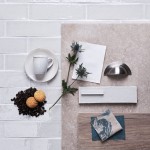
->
[72,42,106,83]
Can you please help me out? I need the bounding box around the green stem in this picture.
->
[69,76,79,87]
[49,93,64,110]
[66,52,78,83]
[49,77,79,110]
[66,63,71,84]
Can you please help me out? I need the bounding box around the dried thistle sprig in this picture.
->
[66,53,78,65]
[49,42,90,110]
[66,42,83,82]
[71,42,83,54]
[76,63,90,78]
[62,80,78,95]
[66,42,83,65]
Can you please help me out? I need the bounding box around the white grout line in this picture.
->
[85,4,87,20]
[143,4,146,19]
[1,1,150,4]
[3,54,5,70]
[26,37,30,52]
[2,19,149,22]
[3,21,7,37]
[0,36,61,38]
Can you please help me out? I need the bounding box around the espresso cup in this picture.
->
[33,56,53,75]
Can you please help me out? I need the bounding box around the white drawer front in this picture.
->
[79,86,137,104]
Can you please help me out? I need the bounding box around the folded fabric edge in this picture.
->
[90,113,124,142]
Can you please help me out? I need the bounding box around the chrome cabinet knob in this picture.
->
[104,62,131,76]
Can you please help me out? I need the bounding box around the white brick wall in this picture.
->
[0,4,28,20]
[0,0,149,150]
[0,55,4,69]
[7,21,61,37]
[0,38,27,53]
[28,38,61,53]
[0,22,5,36]
[29,4,86,20]
[87,4,144,20]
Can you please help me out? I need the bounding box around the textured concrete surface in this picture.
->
[61,23,150,150]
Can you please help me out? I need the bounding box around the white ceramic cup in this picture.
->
[33,56,53,75]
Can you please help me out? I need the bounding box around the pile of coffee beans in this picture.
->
[11,87,47,117]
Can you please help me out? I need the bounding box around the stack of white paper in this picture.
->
[72,42,106,83]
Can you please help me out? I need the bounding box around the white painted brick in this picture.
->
[121,0,150,3]
[145,5,150,19]
[49,104,61,122]
[87,4,144,20]
[4,122,38,137]
[30,4,86,20]
[0,98,61,123]
[0,4,27,20]
[121,20,150,23]
[7,0,59,2]
[6,21,61,37]
[48,139,61,150]
[30,71,61,87]
[0,139,30,150]
[62,0,120,2]
[30,81,48,88]
[88,0,121,1]
[0,105,29,120]
[41,20,121,24]
[56,54,61,69]
[28,38,61,53]
[31,0,59,2]
[0,139,61,150]
[1,86,62,104]
[0,55,4,70]
[0,22,4,37]
[62,0,86,1]
[0,123,4,137]
[6,0,30,2]
[37,121,61,138]
[4,119,61,137]
[0,104,51,121]
[44,88,61,104]
[30,139,61,150]
[5,54,27,71]
[30,139,50,150]
[0,89,4,103]
[0,71,30,87]
[0,38,27,54]
[0,87,27,104]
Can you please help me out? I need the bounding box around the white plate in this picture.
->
[25,48,59,82]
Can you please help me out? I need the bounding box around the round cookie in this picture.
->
[26,97,38,108]
[34,90,46,102]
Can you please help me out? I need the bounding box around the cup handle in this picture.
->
[47,58,53,70]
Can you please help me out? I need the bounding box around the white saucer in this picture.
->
[25,48,59,82]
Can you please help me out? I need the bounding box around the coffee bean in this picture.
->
[11,87,47,117]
